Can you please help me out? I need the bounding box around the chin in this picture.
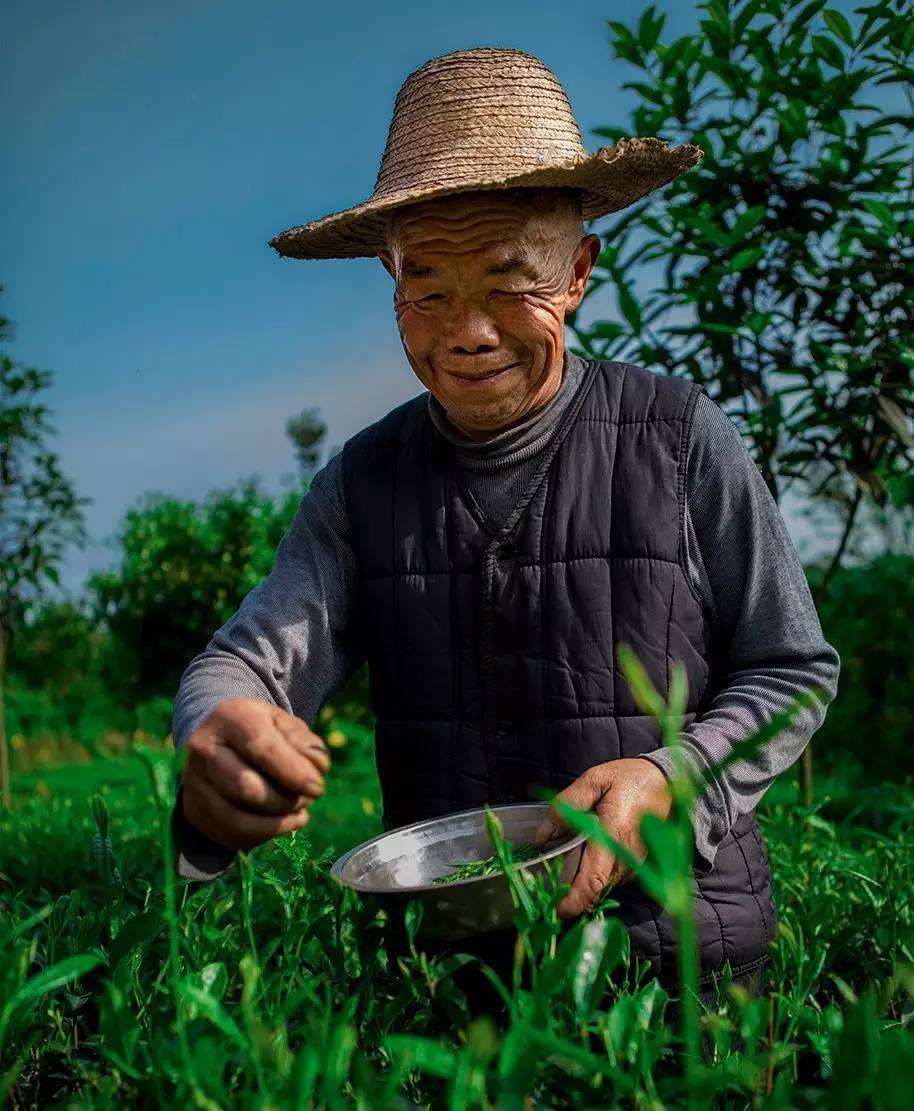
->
[462,403,520,432]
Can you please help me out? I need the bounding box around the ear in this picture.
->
[565,234,601,313]
[378,249,397,281]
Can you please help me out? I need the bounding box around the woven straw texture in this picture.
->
[270,47,703,260]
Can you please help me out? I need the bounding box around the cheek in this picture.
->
[498,297,564,345]
[397,306,436,354]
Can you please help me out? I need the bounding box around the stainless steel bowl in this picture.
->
[330,802,586,941]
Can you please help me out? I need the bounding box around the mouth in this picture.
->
[445,362,518,385]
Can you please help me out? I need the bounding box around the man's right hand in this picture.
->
[181,698,330,852]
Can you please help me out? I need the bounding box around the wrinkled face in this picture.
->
[379,188,600,441]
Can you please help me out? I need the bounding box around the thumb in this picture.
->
[534,773,604,846]
[534,814,559,847]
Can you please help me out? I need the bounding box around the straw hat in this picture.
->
[269,46,703,261]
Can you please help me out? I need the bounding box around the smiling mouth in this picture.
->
[448,362,518,382]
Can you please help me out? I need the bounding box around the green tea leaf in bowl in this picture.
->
[432,842,541,885]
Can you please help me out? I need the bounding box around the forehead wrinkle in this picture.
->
[387,186,583,242]
[399,220,538,269]
[395,212,534,251]
[402,235,530,263]
[394,196,535,228]
[390,195,551,252]
[389,195,581,280]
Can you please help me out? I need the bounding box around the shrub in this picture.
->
[811,551,914,782]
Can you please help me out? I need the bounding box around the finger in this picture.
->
[535,773,603,845]
[557,840,615,919]
[204,744,307,816]
[534,815,559,847]
[227,722,326,798]
[184,776,311,853]
[209,698,276,744]
[209,702,330,779]
[610,862,635,886]
[271,710,332,775]
[592,794,644,875]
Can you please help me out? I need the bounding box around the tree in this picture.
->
[0,298,88,805]
[89,406,334,702]
[570,0,914,803]
[286,407,328,479]
[6,598,98,694]
[87,479,304,703]
[2,598,128,754]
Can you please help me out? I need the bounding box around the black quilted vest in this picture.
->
[341,358,776,983]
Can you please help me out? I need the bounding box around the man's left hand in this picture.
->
[533,759,672,919]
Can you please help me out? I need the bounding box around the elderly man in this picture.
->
[171,48,840,994]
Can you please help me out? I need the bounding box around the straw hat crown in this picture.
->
[270,46,703,260]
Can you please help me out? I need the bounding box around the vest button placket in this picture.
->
[481,545,505,800]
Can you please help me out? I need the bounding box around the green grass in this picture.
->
[2,740,912,1108]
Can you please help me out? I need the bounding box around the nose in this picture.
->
[443,301,500,355]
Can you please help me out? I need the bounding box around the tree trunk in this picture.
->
[0,622,9,810]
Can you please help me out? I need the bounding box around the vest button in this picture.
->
[495,719,512,738]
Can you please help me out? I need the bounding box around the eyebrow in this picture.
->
[400,254,538,280]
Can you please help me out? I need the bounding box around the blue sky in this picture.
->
[4,0,853,594]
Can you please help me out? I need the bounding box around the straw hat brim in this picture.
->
[269,136,703,261]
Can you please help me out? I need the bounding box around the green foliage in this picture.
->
[0,296,91,805]
[0,303,89,637]
[573,0,914,525]
[810,551,914,781]
[5,599,97,693]
[3,601,126,749]
[4,599,177,751]
[431,836,541,885]
[2,638,912,1106]
[1,741,911,1106]
[86,479,306,702]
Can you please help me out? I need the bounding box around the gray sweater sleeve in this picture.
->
[170,451,360,879]
[639,392,841,870]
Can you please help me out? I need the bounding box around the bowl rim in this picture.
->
[329,801,587,895]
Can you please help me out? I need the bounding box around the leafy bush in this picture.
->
[810,552,914,782]
[87,479,306,703]
[4,602,173,759]
[5,601,131,756]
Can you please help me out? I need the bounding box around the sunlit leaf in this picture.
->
[572,917,629,1020]
[822,8,854,46]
